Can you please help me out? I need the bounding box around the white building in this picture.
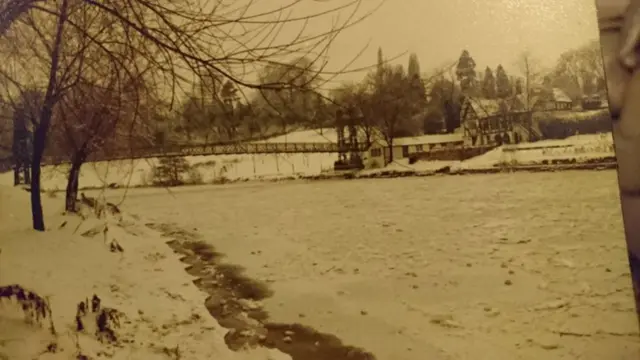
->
[365,133,464,167]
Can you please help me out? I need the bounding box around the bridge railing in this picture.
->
[180,141,368,156]
[1,141,371,170]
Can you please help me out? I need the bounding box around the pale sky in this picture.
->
[258,0,601,86]
[0,0,602,98]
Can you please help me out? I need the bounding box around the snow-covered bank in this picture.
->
[454,133,614,170]
[145,222,376,360]
[0,186,287,360]
[0,152,338,191]
[358,133,616,177]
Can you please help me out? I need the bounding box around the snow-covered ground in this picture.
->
[0,186,288,360]
[452,133,614,171]
[0,130,617,190]
[107,171,640,360]
[359,133,615,175]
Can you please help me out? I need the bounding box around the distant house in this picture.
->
[365,133,464,166]
[581,94,604,110]
[532,88,573,111]
[459,96,535,147]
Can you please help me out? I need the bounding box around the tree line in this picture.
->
[317,40,606,162]
[0,0,377,231]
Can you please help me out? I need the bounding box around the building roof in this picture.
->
[465,95,534,118]
[552,88,572,103]
[466,98,504,118]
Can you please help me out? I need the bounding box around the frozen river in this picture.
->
[115,171,639,360]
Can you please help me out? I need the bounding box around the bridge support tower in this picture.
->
[334,108,363,171]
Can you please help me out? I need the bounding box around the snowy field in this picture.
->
[0,131,616,190]
[0,186,288,360]
[101,171,640,360]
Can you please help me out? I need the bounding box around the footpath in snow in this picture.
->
[0,186,288,360]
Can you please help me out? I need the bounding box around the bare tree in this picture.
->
[515,51,542,110]
[368,64,416,163]
[0,0,40,36]
[330,82,376,147]
[0,0,380,231]
[552,40,606,99]
[54,75,148,212]
[425,62,462,133]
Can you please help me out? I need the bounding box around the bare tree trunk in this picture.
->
[173,164,178,185]
[364,126,373,147]
[23,162,30,183]
[30,133,45,230]
[65,159,82,212]
[30,0,68,231]
[13,160,21,185]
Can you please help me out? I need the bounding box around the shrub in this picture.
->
[187,167,204,185]
[535,109,612,139]
[151,157,191,186]
[0,284,55,334]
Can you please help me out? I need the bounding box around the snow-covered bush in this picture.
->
[151,157,191,186]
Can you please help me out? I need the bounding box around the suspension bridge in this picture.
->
[4,113,369,182]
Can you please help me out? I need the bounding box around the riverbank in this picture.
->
[0,186,288,360]
[0,133,616,192]
[304,158,617,181]
[145,222,376,360]
[3,158,619,196]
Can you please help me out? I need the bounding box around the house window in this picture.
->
[370,148,382,157]
[416,144,423,152]
[402,145,409,158]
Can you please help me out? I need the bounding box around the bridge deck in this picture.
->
[178,141,368,156]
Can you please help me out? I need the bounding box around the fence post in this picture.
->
[252,155,256,176]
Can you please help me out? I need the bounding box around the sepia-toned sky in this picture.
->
[264,0,601,85]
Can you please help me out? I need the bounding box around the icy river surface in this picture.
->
[116,171,640,360]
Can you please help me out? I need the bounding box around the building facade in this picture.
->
[365,133,464,167]
[460,97,535,147]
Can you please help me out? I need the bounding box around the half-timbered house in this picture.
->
[460,96,535,147]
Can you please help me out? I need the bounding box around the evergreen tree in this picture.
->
[407,53,421,79]
[495,64,512,98]
[406,53,426,109]
[481,66,497,98]
[455,50,477,94]
[153,157,191,186]
[376,47,385,87]
[514,78,524,95]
